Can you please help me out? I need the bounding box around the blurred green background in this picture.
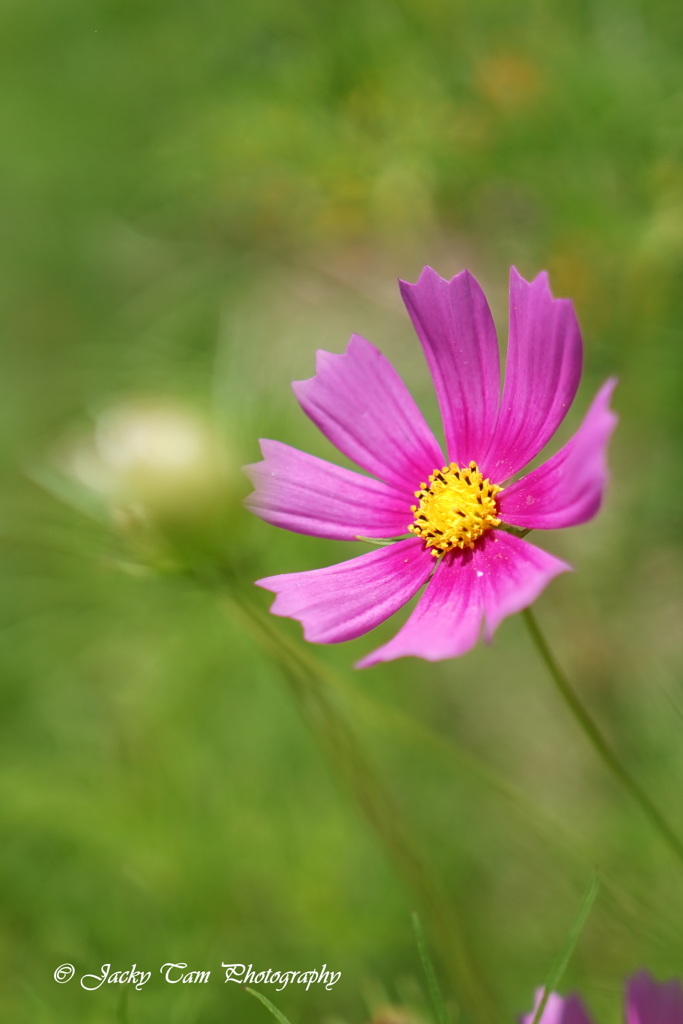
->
[2,0,683,1021]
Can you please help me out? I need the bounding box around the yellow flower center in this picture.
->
[408,461,503,556]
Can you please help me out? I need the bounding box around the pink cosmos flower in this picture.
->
[246,267,617,667]
[523,970,683,1024]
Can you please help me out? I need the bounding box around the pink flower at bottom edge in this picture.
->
[626,970,683,1024]
[522,989,594,1024]
[522,972,683,1024]
[245,267,617,667]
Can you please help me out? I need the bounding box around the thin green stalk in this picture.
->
[116,990,130,1024]
[530,872,600,1024]
[523,607,683,868]
[412,911,453,1024]
[223,586,497,1024]
[246,986,295,1024]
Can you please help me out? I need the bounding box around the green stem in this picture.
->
[223,586,497,1024]
[523,607,683,867]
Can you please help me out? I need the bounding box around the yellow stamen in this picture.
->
[408,461,503,556]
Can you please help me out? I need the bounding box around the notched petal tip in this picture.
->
[510,263,550,288]
[509,264,528,290]
[292,337,372,394]
[399,265,481,294]
[291,349,333,395]
[510,265,585,308]
[398,264,439,290]
[241,438,277,493]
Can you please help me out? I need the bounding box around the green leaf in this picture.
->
[495,522,532,538]
[355,534,410,545]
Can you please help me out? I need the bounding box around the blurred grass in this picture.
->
[1,0,683,1021]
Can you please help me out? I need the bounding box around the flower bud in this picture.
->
[53,398,244,569]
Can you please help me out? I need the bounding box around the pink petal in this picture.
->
[521,990,595,1024]
[484,268,583,481]
[357,550,484,667]
[292,334,444,493]
[256,538,433,644]
[358,529,570,667]
[399,267,500,467]
[626,971,683,1024]
[474,531,571,641]
[498,380,617,530]
[244,440,411,540]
